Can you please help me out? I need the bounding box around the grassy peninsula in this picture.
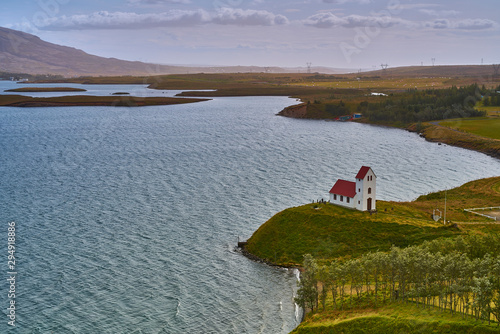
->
[0,94,208,107]
[243,176,500,333]
[245,176,500,267]
[5,87,87,92]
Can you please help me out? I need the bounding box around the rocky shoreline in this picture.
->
[236,241,299,270]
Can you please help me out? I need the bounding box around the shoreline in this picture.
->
[277,105,500,160]
[236,241,299,270]
[407,122,500,160]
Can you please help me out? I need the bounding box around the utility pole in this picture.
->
[444,190,447,225]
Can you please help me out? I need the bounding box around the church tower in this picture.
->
[355,166,376,211]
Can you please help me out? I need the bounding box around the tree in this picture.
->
[295,254,319,312]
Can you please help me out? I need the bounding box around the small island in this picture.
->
[0,94,209,107]
[5,87,87,92]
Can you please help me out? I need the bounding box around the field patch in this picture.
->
[439,117,500,140]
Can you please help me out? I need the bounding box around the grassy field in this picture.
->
[32,71,500,94]
[438,117,500,140]
[0,94,208,107]
[413,122,500,159]
[292,301,500,333]
[286,77,465,90]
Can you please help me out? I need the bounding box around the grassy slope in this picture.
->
[292,302,500,334]
[413,123,500,159]
[244,177,500,333]
[438,117,500,140]
[245,177,500,267]
[245,203,460,267]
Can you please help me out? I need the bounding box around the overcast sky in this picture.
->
[1,0,499,70]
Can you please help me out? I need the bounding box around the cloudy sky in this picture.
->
[1,0,499,69]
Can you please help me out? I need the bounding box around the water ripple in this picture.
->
[0,93,499,333]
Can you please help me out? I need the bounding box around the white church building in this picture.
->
[329,166,376,211]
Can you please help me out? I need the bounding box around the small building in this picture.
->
[329,166,376,211]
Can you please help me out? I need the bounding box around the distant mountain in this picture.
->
[0,27,189,76]
[0,27,350,77]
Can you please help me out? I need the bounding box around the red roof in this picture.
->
[329,179,356,198]
[355,166,372,179]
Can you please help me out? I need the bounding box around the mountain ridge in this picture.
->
[0,27,351,77]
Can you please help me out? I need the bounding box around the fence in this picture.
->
[464,206,500,221]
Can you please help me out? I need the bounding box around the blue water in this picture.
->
[1,83,500,333]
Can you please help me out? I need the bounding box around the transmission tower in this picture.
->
[380,64,388,73]
[431,58,436,66]
[306,62,312,74]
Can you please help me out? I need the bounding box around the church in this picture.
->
[329,166,376,211]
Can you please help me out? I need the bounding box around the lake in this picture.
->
[1,82,500,333]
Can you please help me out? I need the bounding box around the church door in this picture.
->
[367,198,372,211]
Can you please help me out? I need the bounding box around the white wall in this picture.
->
[329,193,356,209]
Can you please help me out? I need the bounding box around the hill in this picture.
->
[0,27,175,76]
[362,64,500,78]
[0,27,350,77]
[244,176,500,267]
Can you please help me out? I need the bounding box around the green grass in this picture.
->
[245,177,500,267]
[292,302,500,333]
[246,176,500,332]
[438,117,500,140]
[417,123,500,159]
[245,203,461,267]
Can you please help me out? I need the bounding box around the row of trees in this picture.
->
[358,84,489,123]
[483,94,500,107]
[295,234,500,325]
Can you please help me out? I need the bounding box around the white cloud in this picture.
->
[429,19,449,29]
[303,13,345,28]
[128,0,191,4]
[322,0,371,4]
[304,12,407,29]
[423,18,498,30]
[212,8,289,26]
[455,18,497,30]
[38,10,210,30]
[36,8,289,30]
[304,11,497,32]
[419,9,459,17]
